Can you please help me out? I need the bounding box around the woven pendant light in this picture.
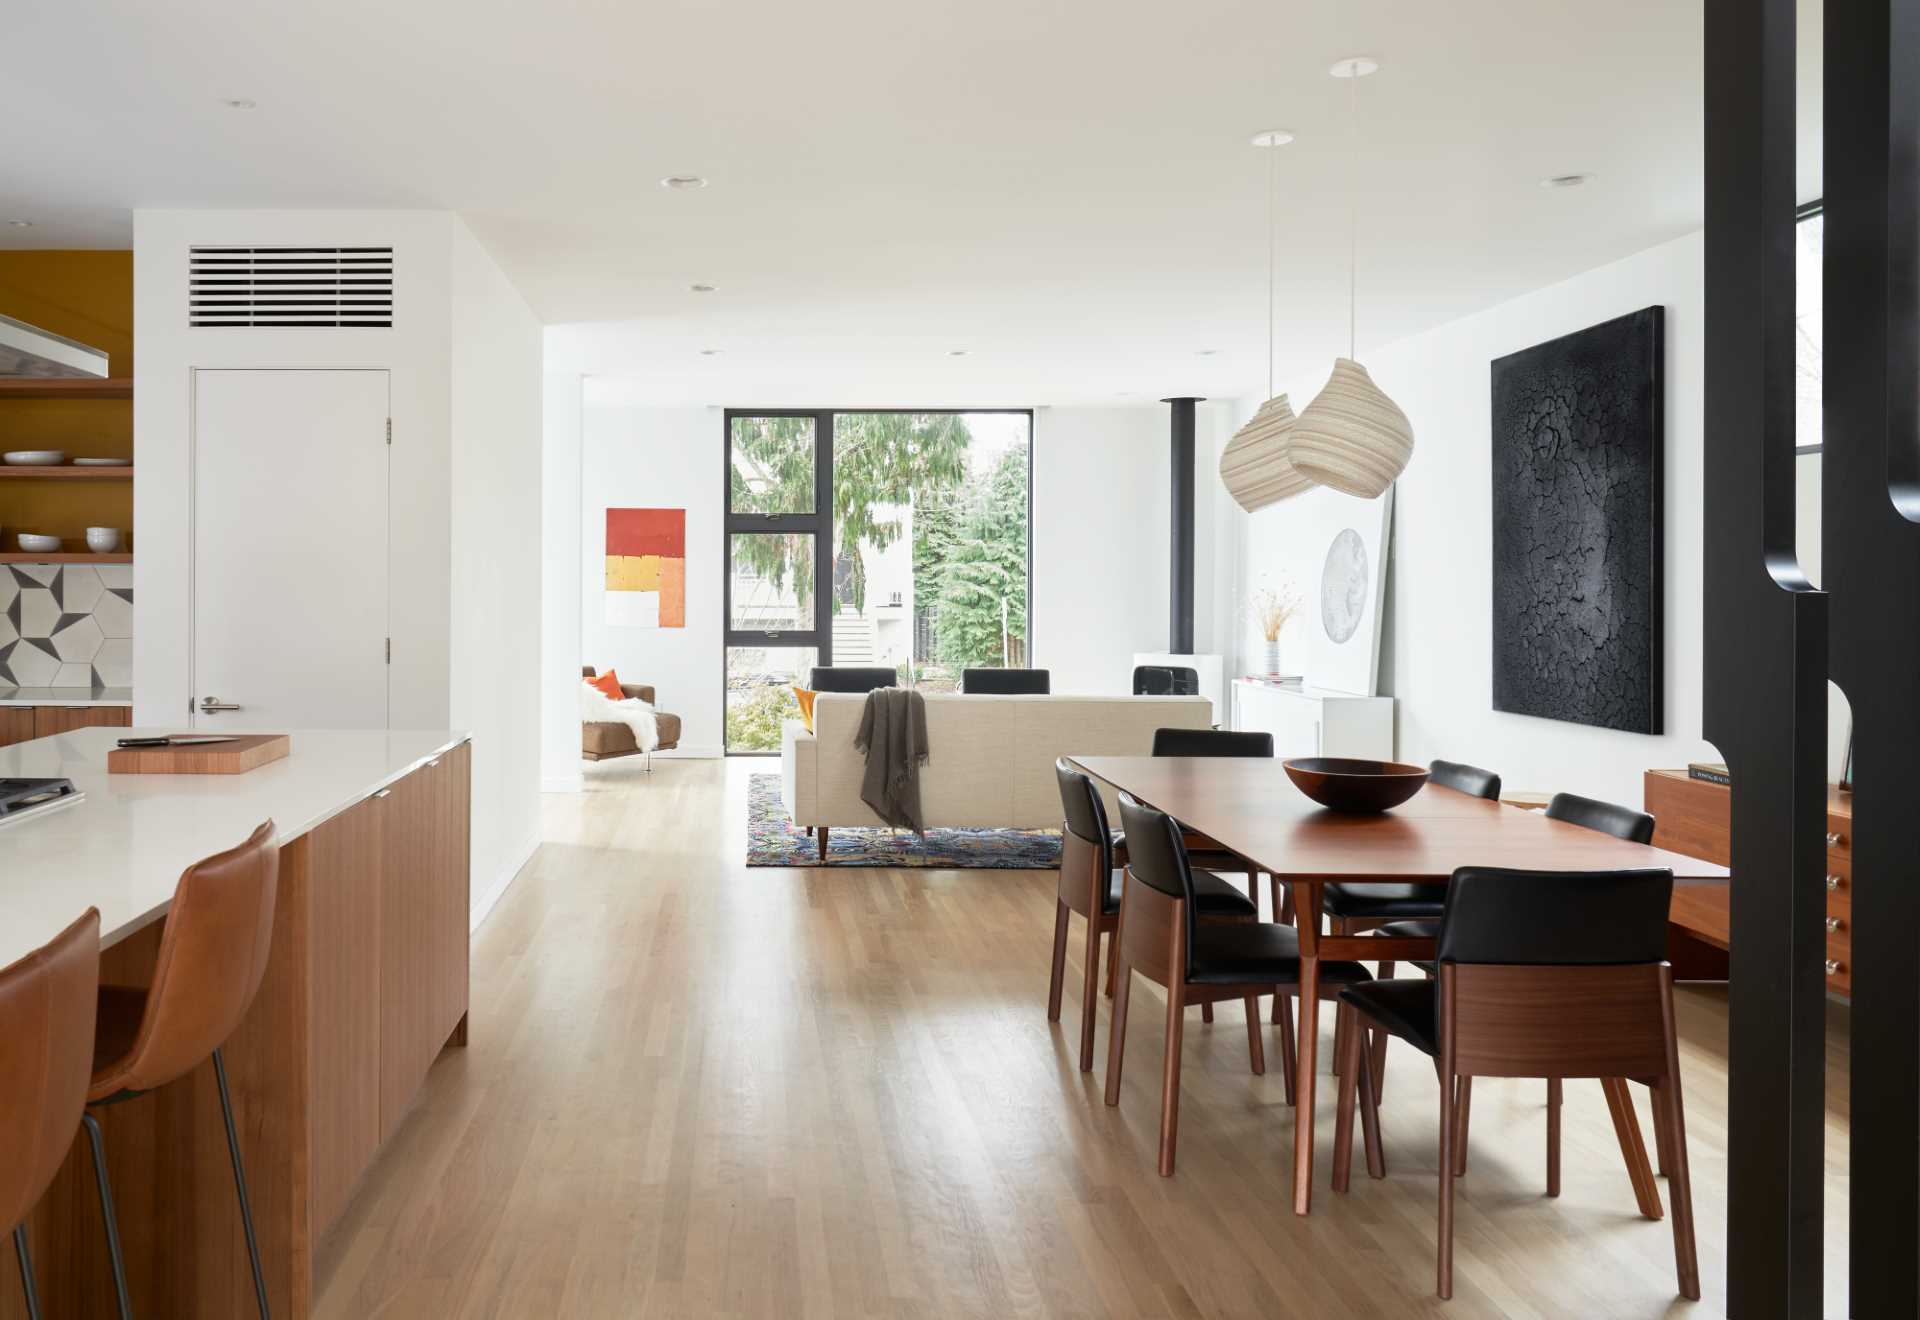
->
[1295,57,1413,500]
[1221,128,1314,511]
[1221,392,1312,510]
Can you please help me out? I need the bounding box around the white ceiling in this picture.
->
[1,1,1822,405]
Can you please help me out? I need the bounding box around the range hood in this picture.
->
[0,313,109,379]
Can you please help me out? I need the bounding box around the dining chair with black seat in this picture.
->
[962,667,1050,694]
[1105,793,1372,1175]
[1331,864,1697,1301]
[1,909,101,1320]
[806,666,898,694]
[1052,761,1273,1074]
[83,822,280,1320]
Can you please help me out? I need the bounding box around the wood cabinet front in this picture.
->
[32,704,132,737]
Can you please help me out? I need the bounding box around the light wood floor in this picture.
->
[314,758,1852,1319]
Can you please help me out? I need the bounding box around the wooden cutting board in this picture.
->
[107,734,291,775]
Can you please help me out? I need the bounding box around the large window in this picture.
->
[723,410,1032,752]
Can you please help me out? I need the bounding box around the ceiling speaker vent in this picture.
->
[188,246,394,327]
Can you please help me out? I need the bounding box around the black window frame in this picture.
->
[720,407,1036,755]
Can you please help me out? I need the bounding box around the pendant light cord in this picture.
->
[1267,136,1277,399]
[1347,67,1358,361]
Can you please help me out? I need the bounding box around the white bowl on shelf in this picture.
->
[85,527,123,553]
[3,451,67,466]
[73,457,129,468]
[16,533,61,553]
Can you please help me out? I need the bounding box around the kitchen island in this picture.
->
[0,727,471,1320]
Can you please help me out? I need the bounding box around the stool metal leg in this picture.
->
[13,1224,41,1320]
[81,1112,132,1320]
[213,1048,271,1319]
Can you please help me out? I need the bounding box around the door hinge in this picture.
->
[385,637,392,664]
[385,417,392,445]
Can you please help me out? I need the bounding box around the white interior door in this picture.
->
[192,369,390,729]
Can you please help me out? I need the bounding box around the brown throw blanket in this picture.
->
[853,687,930,835]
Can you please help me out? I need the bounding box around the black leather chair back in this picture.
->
[1436,867,1673,965]
[1429,759,1502,801]
[1152,727,1273,758]
[1054,759,1116,875]
[1132,665,1199,695]
[963,668,1050,695]
[807,666,897,694]
[1545,792,1655,844]
[1116,794,1197,904]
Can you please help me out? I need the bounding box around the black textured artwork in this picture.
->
[1490,307,1663,734]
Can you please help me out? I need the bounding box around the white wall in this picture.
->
[448,220,544,923]
[1235,231,1719,805]
[134,209,543,921]
[578,394,724,756]
[541,373,585,790]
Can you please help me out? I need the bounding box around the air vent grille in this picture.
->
[188,246,394,327]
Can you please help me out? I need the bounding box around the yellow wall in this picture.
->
[0,251,134,549]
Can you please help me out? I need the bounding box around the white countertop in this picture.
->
[0,686,134,707]
[0,727,468,967]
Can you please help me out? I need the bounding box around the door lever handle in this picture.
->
[199,696,242,713]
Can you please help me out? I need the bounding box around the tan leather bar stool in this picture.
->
[83,821,279,1320]
[0,909,101,1320]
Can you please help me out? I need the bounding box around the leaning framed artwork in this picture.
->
[605,507,686,627]
[1490,306,1664,733]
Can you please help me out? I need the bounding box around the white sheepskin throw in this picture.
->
[581,680,660,753]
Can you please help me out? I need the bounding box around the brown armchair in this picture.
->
[582,667,682,768]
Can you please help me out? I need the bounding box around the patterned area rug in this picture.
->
[746,774,1061,868]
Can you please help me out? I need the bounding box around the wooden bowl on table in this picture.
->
[1282,757,1430,813]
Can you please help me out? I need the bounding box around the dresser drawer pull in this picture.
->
[1826,916,1844,933]
[372,788,392,800]
[1825,874,1842,891]
[1825,832,1842,847]
[427,758,441,768]
[1825,959,1843,976]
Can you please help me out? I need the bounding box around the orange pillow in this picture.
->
[792,685,818,733]
[587,669,626,702]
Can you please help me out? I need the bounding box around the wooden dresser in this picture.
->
[1644,769,1852,997]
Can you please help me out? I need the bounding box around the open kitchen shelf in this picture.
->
[0,465,132,479]
[0,377,134,399]
[0,552,131,564]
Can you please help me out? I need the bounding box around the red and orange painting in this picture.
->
[605,507,685,628]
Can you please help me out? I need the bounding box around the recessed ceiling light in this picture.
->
[4,220,32,228]
[1250,129,1295,148]
[1329,56,1380,79]
[699,348,722,356]
[1196,349,1219,356]
[689,283,717,293]
[219,97,258,110]
[948,350,969,357]
[1540,173,1596,189]
[660,175,708,190]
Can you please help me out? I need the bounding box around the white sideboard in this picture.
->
[1230,678,1394,759]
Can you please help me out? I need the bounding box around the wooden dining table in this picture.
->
[1066,755,1730,1215]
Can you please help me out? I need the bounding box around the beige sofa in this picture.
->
[780,692,1212,858]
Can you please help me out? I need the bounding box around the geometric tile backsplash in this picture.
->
[0,563,133,689]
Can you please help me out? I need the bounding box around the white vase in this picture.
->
[1264,638,1282,676]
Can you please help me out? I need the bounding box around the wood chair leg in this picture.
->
[1547,1076,1562,1197]
[1201,1001,1214,1023]
[816,826,829,860]
[1103,958,1132,1106]
[1046,900,1070,1022]
[1648,1078,1673,1177]
[1276,993,1297,1105]
[1601,1077,1664,1220]
[1077,911,1103,1072]
[1158,981,1187,1176]
[1104,931,1120,998]
[1276,877,1295,927]
[1453,1076,1472,1176]
[1438,1064,1457,1300]
[1329,919,1348,1074]
[1332,1004,1362,1192]
[1657,976,1701,1300]
[1358,1037,1386,1180]
[1243,996,1265,1074]
[1369,1027,1389,1105]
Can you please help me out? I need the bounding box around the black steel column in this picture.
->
[1826,0,1920,1314]
[1163,396,1201,654]
[1703,0,1829,1315]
